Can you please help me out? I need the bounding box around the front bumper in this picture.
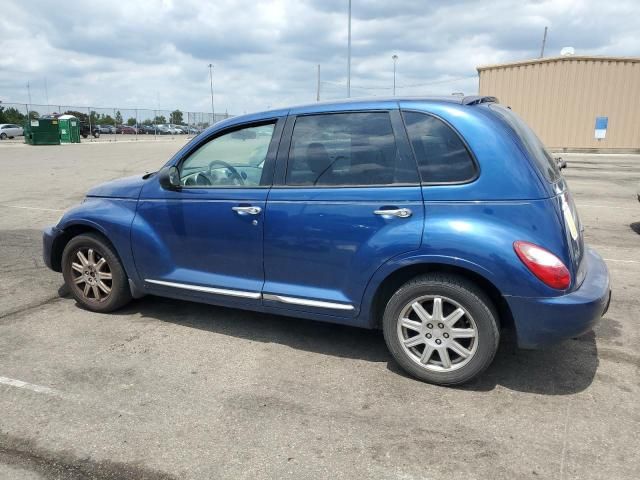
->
[507,247,610,349]
[42,225,63,271]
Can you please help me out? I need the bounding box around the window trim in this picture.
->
[275,109,421,189]
[174,117,284,189]
[400,109,480,186]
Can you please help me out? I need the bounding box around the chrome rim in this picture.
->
[397,295,478,372]
[70,248,112,302]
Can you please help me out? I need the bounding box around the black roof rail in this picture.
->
[461,95,499,106]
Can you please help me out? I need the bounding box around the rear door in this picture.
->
[263,109,424,317]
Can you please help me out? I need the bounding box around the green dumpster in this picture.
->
[23,118,60,145]
[58,115,81,143]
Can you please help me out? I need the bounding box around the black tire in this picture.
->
[382,273,499,386]
[0,133,7,140]
[62,233,132,313]
[81,133,88,139]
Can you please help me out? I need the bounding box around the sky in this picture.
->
[0,0,638,116]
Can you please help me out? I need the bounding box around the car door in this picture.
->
[263,109,424,318]
[132,118,283,306]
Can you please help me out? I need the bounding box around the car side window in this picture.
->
[402,111,477,183]
[285,112,417,186]
[179,123,275,187]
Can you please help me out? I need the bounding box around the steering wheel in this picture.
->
[208,160,244,185]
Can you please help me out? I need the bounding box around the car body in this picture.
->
[96,125,115,134]
[79,123,100,139]
[42,96,610,385]
[118,125,137,134]
[140,125,157,135]
[0,123,24,139]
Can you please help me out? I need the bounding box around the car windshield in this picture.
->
[489,103,560,183]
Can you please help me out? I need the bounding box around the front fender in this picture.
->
[57,198,140,284]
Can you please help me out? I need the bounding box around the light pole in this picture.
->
[347,0,351,98]
[208,64,215,123]
[392,54,398,95]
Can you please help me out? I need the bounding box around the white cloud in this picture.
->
[0,0,637,115]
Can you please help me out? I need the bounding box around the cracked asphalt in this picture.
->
[0,140,638,479]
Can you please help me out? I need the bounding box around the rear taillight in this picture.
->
[513,241,571,290]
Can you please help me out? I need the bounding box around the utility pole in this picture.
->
[26,81,32,119]
[347,0,351,98]
[44,78,49,109]
[392,54,398,96]
[316,64,321,102]
[208,64,215,123]
[540,26,548,58]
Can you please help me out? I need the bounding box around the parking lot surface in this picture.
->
[0,141,638,479]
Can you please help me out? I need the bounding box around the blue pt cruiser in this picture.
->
[43,96,611,385]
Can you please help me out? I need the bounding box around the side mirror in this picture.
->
[555,156,567,170]
[158,166,181,190]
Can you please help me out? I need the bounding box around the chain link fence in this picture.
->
[0,102,232,144]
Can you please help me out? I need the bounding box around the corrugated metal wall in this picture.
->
[478,57,640,150]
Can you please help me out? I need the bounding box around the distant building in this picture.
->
[477,56,640,152]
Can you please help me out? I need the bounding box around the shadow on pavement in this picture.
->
[109,295,598,395]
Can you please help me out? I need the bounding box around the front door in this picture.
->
[132,119,282,304]
[263,110,424,317]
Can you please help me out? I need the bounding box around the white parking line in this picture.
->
[0,204,64,212]
[0,376,61,396]
[0,375,135,415]
[603,258,640,264]
[575,204,637,211]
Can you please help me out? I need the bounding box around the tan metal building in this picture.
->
[477,56,640,151]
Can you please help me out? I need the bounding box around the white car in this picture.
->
[0,124,24,139]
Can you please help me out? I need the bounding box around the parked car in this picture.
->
[97,125,115,134]
[138,125,157,135]
[79,123,100,139]
[0,123,24,139]
[118,125,137,134]
[42,96,611,385]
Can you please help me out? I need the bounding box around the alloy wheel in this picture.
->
[69,248,112,302]
[397,295,479,372]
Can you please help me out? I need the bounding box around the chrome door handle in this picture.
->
[374,208,412,218]
[232,206,262,215]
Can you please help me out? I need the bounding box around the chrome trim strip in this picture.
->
[263,293,354,311]
[145,279,261,299]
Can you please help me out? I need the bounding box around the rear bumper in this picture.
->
[507,247,610,349]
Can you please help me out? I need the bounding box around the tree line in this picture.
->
[0,105,187,126]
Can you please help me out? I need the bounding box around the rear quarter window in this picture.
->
[402,111,477,184]
[489,103,560,183]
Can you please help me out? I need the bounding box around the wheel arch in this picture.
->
[365,261,514,332]
[51,222,115,272]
